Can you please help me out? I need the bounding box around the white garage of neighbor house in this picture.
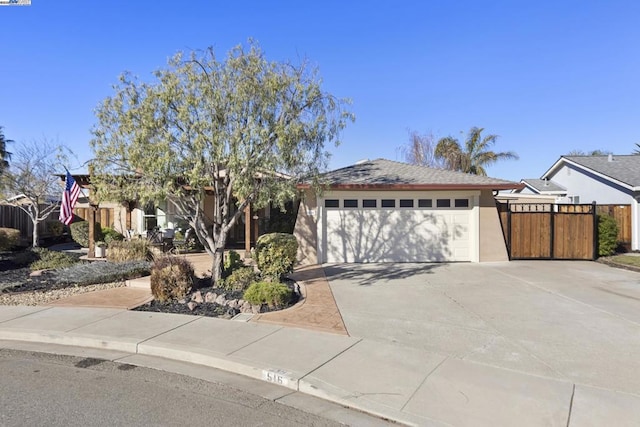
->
[293,159,522,264]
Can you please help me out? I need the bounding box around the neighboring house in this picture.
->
[515,179,568,197]
[293,158,521,264]
[514,154,640,250]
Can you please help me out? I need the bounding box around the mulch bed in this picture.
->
[134,277,300,318]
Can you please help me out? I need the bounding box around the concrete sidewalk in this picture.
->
[1,305,638,426]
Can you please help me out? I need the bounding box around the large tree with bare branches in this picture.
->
[399,130,446,169]
[2,139,68,247]
[90,42,354,283]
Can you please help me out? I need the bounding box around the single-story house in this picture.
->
[513,154,640,250]
[293,158,522,264]
[60,174,275,254]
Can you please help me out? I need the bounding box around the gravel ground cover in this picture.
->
[1,251,299,317]
[0,251,129,306]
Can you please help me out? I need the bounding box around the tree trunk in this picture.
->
[32,219,39,248]
[212,247,224,285]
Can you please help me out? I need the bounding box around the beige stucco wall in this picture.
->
[479,190,509,262]
[293,188,318,265]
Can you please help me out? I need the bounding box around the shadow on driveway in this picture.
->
[323,262,444,286]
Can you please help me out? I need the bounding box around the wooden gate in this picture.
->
[497,202,597,260]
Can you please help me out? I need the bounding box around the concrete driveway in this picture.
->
[325,261,640,396]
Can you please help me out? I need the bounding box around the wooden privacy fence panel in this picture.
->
[510,212,551,258]
[554,211,595,259]
[0,205,31,237]
[596,205,631,250]
[74,208,114,228]
[497,202,597,260]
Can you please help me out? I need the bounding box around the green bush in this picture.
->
[224,250,244,274]
[243,281,292,309]
[69,221,90,247]
[29,248,81,271]
[107,239,154,262]
[0,228,20,251]
[598,214,619,256]
[46,221,64,237]
[101,227,125,245]
[150,256,195,302]
[254,233,298,281]
[221,266,257,292]
[69,221,107,247]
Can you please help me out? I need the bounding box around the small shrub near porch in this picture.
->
[254,233,298,281]
[107,239,154,262]
[243,281,292,309]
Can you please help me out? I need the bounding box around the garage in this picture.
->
[293,158,522,265]
[321,192,475,263]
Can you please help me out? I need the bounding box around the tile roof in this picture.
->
[560,155,640,187]
[314,158,520,189]
[520,179,566,193]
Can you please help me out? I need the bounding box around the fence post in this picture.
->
[592,201,598,260]
[506,201,512,260]
[549,204,555,259]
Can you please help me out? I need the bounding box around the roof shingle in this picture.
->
[314,158,519,189]
[560,155,640,187]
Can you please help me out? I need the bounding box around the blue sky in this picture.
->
[1,1,638,181]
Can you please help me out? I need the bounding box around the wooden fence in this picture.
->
[497,202,597,260]
[0,204,61,243]
[74,207,114,229]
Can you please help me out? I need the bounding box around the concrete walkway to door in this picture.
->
[323,260,640,425]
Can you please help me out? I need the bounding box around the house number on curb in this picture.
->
[262,369,290,386]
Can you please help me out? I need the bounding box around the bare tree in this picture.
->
[3,139,68,247]
[399,130,446,168]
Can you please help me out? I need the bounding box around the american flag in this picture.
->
[59,171,80,225]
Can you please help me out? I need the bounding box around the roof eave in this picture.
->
[297,183,524,191]
[542,157,636,191]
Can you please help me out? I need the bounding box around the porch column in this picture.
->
[88,205,96,258]
[244,202,251,257]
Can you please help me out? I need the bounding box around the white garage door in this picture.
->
[323,198,473,263]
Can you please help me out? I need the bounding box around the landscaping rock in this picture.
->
[187,301,198,311]
[214,294,227,306]
[240,301,252,313]
[227,299,239,309]
[205,292,217,303]
[191,291,204,303]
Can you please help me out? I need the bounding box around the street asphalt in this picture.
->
[1,260,639,426]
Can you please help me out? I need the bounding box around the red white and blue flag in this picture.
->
[59,170,80,225]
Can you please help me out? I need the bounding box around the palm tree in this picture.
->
[434,127,518,176]
[0,126,12,175]
[633,143,640,155]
